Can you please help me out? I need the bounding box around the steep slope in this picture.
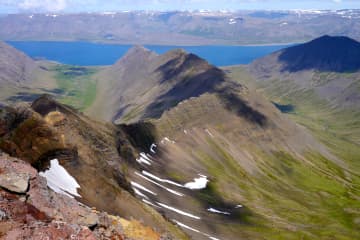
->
[243,35,360,145]
[0,42,62,106]
[0,96,189,240]
[0,41,37,84]
[87,46,226,123]
[86,49,359,239]
[224,37,360,238]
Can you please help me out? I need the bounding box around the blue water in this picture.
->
[7,41,290,66]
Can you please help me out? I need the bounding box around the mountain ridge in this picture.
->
[87,46,227,123]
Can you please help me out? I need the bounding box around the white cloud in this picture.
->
[18,0,67,12]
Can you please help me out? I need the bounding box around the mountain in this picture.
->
[226,36,360,239]
[248,35,360,110]
[87,48,359,239]
[88,46,226,123]
[0,41,61,106]
[0,95,188,240]
[0,41,37,84]
[253,35,360,73]
[0,44,359,239]
[1,10,360,45]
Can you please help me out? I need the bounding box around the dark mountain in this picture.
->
[278,35,360,72]
[0,41,37,84]
[248,35,360,109]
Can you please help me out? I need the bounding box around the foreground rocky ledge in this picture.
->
[0,152,161,240]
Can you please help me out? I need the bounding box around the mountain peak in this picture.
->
[277,35,360,72]
[114,45,157,66]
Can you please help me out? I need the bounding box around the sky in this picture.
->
[0,0,359,13]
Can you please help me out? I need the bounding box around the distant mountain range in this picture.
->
[1,10,360,45]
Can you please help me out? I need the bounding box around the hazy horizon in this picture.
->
[0,0,359,13]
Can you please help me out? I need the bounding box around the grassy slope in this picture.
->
[0,62,99,112]
[222,66,360,238]
[132,87,357,239]
[50,64,99,111]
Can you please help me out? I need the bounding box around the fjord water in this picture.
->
[7,41,290,66]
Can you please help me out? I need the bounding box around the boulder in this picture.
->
[0,172,29,193]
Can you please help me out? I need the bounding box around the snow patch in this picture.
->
[157,202,201,219]
[229,18,236,24]
[173,219,201,233]
[136,152,152,165]
[207,208,231,215]
[131,181,157,196]
[133,188,149,199]
[142,199,159,208]
[150,143,157,153]
[205,129,214,138]
[235,204,243,208]
[173,219,220,240]
[184,174,208,190]
[160,137,175,144]
[142,171,183,187]
[135,172,184,196]
[39,159,81,198]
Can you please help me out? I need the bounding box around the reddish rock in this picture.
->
[0,153,127,240]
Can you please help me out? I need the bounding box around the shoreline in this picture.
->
[5,39,303,47]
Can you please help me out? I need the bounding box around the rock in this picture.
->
[80,212,99,229]
[0,209,7,220]
[0,173,29,193]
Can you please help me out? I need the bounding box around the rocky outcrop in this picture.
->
[0,152,162,240]
[0,172,29,193]
[0,97,188,240]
